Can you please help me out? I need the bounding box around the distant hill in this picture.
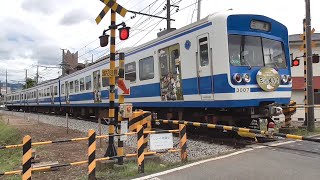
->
[0,82,23,91]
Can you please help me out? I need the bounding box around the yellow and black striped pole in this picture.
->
[88,129,96,180]
[117,52,125,165]
[105,3,117,157]
[142,112,151,152]
[137,125,145,173]
[22,135,32,180]
[303,19,308,127]
[179,124,187,162]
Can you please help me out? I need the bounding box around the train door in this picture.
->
[159,44,183,101]
[93,70,101,103]
[65,81,70,104]
[50,85,54,104]
[196,33,213,100]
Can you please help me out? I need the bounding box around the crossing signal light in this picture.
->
[119,27,130,40]
[292,58,300,67]
[313,54,319,63]
[99,34,109,47]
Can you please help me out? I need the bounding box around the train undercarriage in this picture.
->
[6,101,284,130]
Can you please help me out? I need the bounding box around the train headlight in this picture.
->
[232,73,242,83]
[242,73,251,83]
[281,74,289,84]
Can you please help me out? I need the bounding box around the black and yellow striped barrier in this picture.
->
[0,128,188,178]
[137,125,145,173]
[179,124,187,162]
[117,52,125,165]
[88,129,96,180]
[22,135,32,180]
[153,119,320,143]
[129,110,152,132]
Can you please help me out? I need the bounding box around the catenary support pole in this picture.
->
[305,0,315,132]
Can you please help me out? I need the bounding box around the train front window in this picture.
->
[262,38,286,68]
[228,35,286,68]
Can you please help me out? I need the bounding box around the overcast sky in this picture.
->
[1,0,319,84]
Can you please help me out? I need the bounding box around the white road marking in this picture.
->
[133,140,296,180]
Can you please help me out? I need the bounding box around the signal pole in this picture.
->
[197,0,201,21]
[305,0,315,131]
[105,7,117,158]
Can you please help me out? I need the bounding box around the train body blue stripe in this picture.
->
[16,98,290,108]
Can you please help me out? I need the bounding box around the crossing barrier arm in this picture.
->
[153,119,320,143]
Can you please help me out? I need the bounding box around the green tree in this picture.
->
[23,78,36,89]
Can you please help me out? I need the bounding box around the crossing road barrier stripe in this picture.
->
[154,119,320,143]
[88,129,96,180]
[22,135,32,180]
[137,125,145,173]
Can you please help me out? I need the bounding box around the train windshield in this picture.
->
[228,35,286,68]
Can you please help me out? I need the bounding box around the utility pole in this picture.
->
[197,0,201,21]
[167,0,171,29]
[5,69,7,94]
[36,64,39,84]
[305,0,315,132]
[25,69,28,89]
[61,48,66,76]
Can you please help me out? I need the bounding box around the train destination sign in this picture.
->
[256,67,280,92]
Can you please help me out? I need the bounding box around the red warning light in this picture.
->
[292,58,300,66]
[119,27,130,40]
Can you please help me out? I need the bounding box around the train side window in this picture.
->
[80,78,85,91]
[199,37,209,66]
[85,75,92,90]
[102,75,109,87]
[61,84,65,95]
[70,81,74,93]
[54,86,58,95]
[75,80,79,92]
[139,56,154,81]
[125,62,136,82]
[47,88,50,96]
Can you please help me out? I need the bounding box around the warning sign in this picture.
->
[117,79,130,95]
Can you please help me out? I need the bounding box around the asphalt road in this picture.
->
[138,137,320,180]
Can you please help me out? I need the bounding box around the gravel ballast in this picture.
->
[1,110,236,163]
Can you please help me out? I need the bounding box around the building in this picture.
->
[0,86,11,95]
[289,33,320,121]
[61,50,85,76]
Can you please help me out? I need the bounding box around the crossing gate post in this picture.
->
[137,125,145,173]
[117,52,125,165]
[179,124,187,162]
[88,129,96,180]
[105,1,117,158]
[22,135,32,180]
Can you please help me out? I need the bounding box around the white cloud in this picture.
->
[60,9,93,26]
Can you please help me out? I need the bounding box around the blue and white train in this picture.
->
[5,10,292,127]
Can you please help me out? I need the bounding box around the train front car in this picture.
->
[212,12,292,127]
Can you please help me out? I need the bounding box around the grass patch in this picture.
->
[291,127,320,137]
[93,160,182,180]
[0,119,22,180]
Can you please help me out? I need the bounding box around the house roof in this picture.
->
[289,33,320,42]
